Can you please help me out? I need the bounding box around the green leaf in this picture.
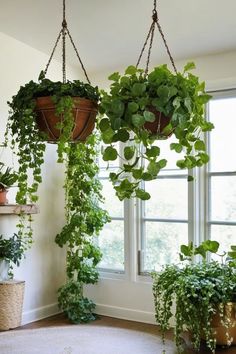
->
[103,146,118,161]
[188,175,194,182]
[135,189,150,200]
[99,118,110,132]
[144,111,156,122]
[125,65,137,75]
[101,128,114,144]
[170,143,183,153]
[230,246,236,251]
[108,72,120,81]
[132,114,145,127]
[142,172,153,181]
[114,129,130,142]
[145,146,160,158]
[194,140,206,151]
[124,146,135,160]
[198,152,209,164]
[132,168,143,179]
[228,251,236,259]
[128,102,139,113]
[131,83,146,96]
[111,118,122,130]
[183,62,196,72]
[111,100,125,116]
[198,94,211,104]
[157,159,167,169]
[109,172,118,182]
[147,161,159,176]
[180,243,193,257]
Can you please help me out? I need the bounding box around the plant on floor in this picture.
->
[152,240,236,353]
[0,233,26,279]
[55,134,110,323]
[99,62,213,201]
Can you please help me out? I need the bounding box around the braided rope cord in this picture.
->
[44,0,91,83]
[136,0,177,74]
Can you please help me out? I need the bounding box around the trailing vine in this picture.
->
[55,134,110,323]
[4,73,99,251]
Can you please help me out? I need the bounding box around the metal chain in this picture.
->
[136,0,177,74]
[44,0,91,84]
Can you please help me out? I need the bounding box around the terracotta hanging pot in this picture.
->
[0,190,8,205]
[144,106,174,139]
[35,96,98,142]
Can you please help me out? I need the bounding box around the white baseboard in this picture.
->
[95,303,156,325]
[22,303,60,325]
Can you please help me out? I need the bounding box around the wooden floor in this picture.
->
[18,314,236,353]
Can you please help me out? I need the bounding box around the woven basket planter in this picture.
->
[35,96,98,142]
[0,280,25,330]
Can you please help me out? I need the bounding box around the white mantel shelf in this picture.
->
[0,204,39,215]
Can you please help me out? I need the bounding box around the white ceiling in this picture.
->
[0,0,236,77]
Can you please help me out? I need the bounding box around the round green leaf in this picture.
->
[103,146,118,161]
[144,111,156,122]
[124,146,135,160]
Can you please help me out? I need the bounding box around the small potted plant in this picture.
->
[99,62,214,200]
[0,233,25,280]
[0,233,26,330]
[152,240,236,353]
[6,72,100,204]
[0,162,18,204]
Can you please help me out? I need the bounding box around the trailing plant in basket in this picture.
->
[5,71,99,204]
[99,62,213,200]
[55,134,110,323]
[152,240,236,353]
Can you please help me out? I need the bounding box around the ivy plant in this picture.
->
[5,71,99,204]
[55,134,110,323]
[152,241,236,353]
[99,62,213,200]
[4,72,99,249]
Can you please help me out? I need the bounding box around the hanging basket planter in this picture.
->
[5,0,99,204]
[98,0,214,201]
[35,96,98,142]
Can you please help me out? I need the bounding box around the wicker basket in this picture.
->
[0,280,25,330]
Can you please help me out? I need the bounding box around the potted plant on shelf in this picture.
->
[0,162,18,204]
[0,233,26,330]
[55,135,110,323]
[5,72,99,205]
[99,62,213,201]
[152,240,236,353]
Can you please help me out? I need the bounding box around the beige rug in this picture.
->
[0,325,173,354]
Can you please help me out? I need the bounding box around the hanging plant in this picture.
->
[55,135,110,323]
[98,1,213,201]
[4,0,100,250]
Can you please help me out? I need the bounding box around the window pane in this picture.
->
[145,179,188,219]
[101,180,123,217]
[98,220,124,271]
[210,176,236,222]
[209,98,236,172]
[143,222,188,271]
[210,225,236,255]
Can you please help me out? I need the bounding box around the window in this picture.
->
[207,91,236,254]
[98,146,125,272]
[139,136,189,273]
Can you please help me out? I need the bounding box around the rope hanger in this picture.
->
[136,0,177,75]
[44,0,91,84]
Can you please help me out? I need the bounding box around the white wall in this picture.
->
[84,50,236,324]
[0,31,78,324]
